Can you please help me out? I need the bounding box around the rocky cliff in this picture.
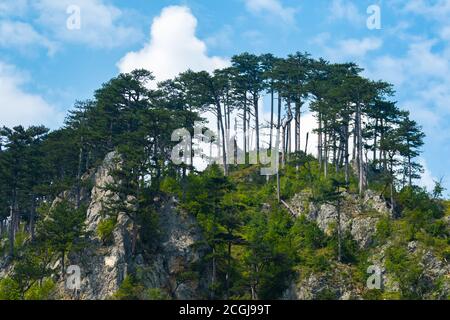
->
[284,189,449,300]
[57,152,206,300]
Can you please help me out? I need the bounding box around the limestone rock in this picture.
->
[57,151,205,300]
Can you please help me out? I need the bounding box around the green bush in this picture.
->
[14,230,28,250]
[425,220,449,238]
[362,289,383,300]
[385,245,424,299]
[0,278,21,300]
[112,276,145,300]
[375,217,392,244]
[146,288,171,300]
[316,288,337,300]
[97,217,117,243]
[25,279,56,300]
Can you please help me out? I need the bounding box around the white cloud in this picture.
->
[329,0,364,25]
[117,6,229,83]
[403,0,450,21]
[33,0,141,48]
[369,55,406,86]
[440,25,450,40]
[206,25,233,49]
[0,61,63,128]
[337,37,383,58]
[0,20,57,55]
[418,158,437,192]
[244,0,296,25]
[313,34,382,61]
[0,0,28,17]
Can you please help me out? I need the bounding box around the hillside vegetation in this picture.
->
[0,52,448,300]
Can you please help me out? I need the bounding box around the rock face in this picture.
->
[286,190,449,300]
[368,241,450,299]
[59,152,205,300]
[289,190,391,249]
[136,197,206,299]
[283,265,363,300]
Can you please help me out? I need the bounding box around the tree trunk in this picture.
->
[219,107,228,176]
[225,241,232,299]
[373,118,378,165]
[8,205,14,257]
[295,102,301,153]
[318,113,323,169]
[389,158,395,215]
[61,250,66,279]
[243,95,247,157]
[357,103,365,196]
[269,87,274,150]
[305,132,309,154]
[345,125,350,185]
[352,126,357,161]
[254,95,260,162]
[76,136,84,208]
[337,200,342,263]
[29,195,36,240]
[324,131,328,177]
[211,246,216,299]
[408,154,412,187]
[216,103,228,175]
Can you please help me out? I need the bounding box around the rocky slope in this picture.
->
[57,152,206,300]
[2,152,448,300]
[283,189,449,300]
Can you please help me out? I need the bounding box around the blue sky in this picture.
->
[0,0,449,193]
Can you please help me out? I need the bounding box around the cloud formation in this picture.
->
[0,20,57,55]
[117,6,229,83]
[312,34,383,61]
[33,0,141,48]
[244,0,296,25]
[0,61,63,128]
[329,0,364,25]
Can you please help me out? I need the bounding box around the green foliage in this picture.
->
[375,217,392,244]
[0,278,21,300]
[316,289,338,300]
[362,289,383,300]
[14,230,28,250]
[24,279,56,300]
[385,245,424,299]
[97,217,117,244]
[396,186,446,241]
[328,229,360,264]
[36,200,87,275]
[113,276,142,300]
[160,176,181,195]
[0,52,446,302]
[241,210,297,299]
[146,288,171,300]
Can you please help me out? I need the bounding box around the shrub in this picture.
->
[375,217,392,244]
[112,276,145,300]
[425,220,449,238]
[97,217,116,243]
[14,230,28,250]
[316,288,337,300]
[385,245,424,299]
[25,279,56,300]
[146,288,170,300]
[0,278,21,300]
[362,289,383,300]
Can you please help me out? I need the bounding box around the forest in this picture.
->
[0,52,448,300]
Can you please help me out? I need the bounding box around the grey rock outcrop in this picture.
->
[289,190,391,249]
[58,152,205,300]
[283,264,363,300]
